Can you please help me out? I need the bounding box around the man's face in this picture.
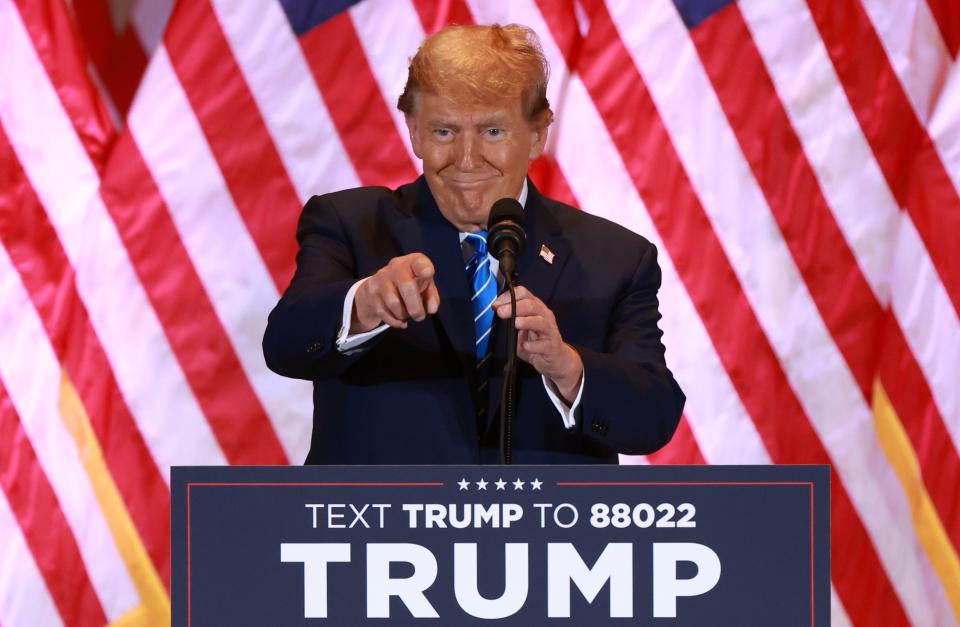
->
[405,92,548,232]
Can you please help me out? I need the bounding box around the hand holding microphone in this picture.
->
[488,198,583,404]
[493,286,583,403]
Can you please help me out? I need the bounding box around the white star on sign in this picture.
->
[458,478,470,491]
[513,479,525,490]
[476,479,488,490]
[531,478,543,490]
[495,478,507,490]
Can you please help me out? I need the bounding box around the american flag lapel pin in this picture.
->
[539,244,555,264]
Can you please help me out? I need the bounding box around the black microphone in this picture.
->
[487,197,525,465]
[487,198,525,278]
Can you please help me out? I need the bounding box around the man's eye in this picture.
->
[433,129,451,137]
[486,128,502,137]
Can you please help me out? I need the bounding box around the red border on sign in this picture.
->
[185,479,818,626]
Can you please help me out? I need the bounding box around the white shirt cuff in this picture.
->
[336,277,389,352]
[542,372,584,430]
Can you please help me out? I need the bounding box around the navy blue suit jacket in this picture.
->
[263,177,684,464]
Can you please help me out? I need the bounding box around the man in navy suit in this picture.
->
[263,24,684,464]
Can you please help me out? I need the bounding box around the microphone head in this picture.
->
[488,198,526,265]
[489,197,524,227]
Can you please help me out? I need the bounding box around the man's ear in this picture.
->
[405,114,424,159]
[528,110,552,160]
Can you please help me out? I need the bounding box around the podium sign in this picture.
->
[172,465,829,626]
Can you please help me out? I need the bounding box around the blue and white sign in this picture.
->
[172,465,829,626]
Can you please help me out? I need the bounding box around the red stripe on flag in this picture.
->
[299,11,419,189]
[71,0,149,116]
[162,0,301,291]
[645,415,706,465]
[692,4,881,400]
[410,0,475,34]
[101,28,149,116]
[807,0,960,318]
[695,3,960,557]
[0,379,108,627]
[536,2,911,624]
[878,313,960,547]
[534,0,583,69]
[0,124,172,589]
[529,154,579,209]
[100,131,288,466]
[925,0,960,59]
[13,0,115,172]
[71,0,120,74]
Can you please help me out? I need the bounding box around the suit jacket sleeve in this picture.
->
[571,241,685,455]
[263,194,373,380]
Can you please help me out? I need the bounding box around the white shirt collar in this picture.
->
[517,177,529,208]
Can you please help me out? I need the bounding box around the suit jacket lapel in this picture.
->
[393,178,476,375]
[484,179,573,434]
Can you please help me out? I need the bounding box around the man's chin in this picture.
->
[453,193,492,222]
[431,184,502,229]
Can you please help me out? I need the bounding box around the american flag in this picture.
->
[1,0,958,624]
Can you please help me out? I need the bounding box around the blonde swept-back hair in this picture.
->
[397,24,552,124]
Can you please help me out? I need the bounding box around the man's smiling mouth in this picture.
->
[444,175,497,188]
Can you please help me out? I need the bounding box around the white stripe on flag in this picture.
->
[860,0,953,126]
[928,62,960,193]
[0,486,64,627]
[549,81,773,467]
[831,588,853,627]
[211,0,362,201]
[858,0,960,319]
[740,0,960,455]
[129,45,313,464]
[0,1,227,475]
[891,214,960,446]
[610,1,951,624]
[739,0,896,302]
[349,0,424,167]
[0,244,138,621]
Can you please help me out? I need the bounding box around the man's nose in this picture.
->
[455,134,483,171]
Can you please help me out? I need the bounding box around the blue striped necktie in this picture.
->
[465,231,497,361]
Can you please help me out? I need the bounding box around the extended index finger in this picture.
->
[408,253,435,286]
[402,253,438,319]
